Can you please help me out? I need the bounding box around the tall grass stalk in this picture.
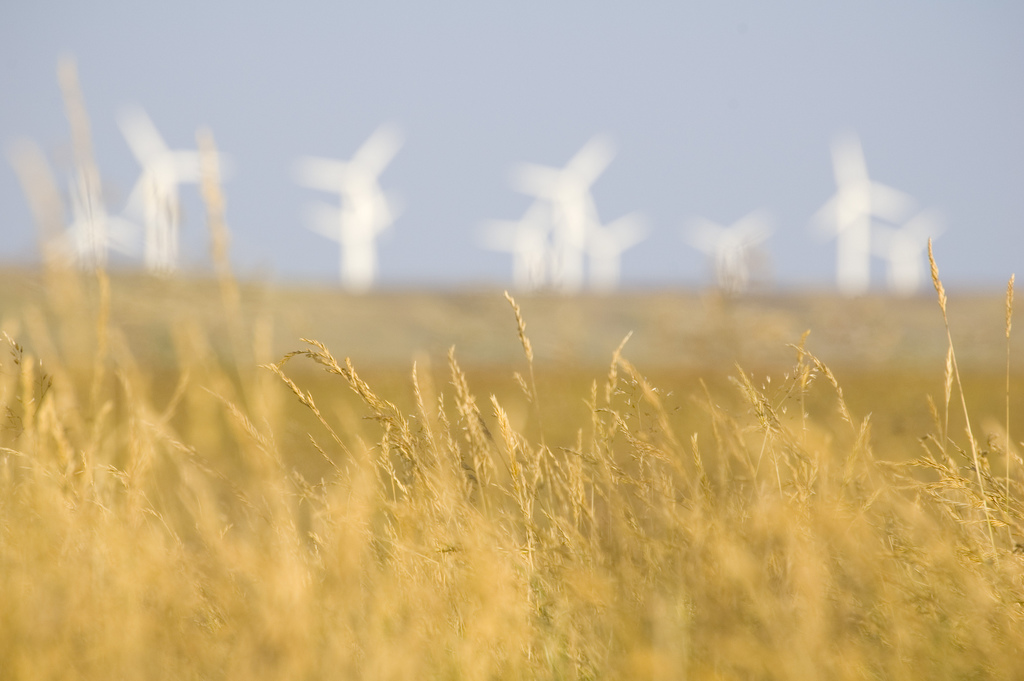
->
[1007,274,1015,546]
[928,239,996,552]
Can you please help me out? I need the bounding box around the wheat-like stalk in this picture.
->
[504,291,546,442]
[928,239,996,552]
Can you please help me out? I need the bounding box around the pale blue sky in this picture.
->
[2,2,1022,290]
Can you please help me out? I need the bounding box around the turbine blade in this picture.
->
[169,150,203,183]
[604,212,648,248]
[732,209,773,245]
[121,174,149,218]
[352,124,404,177]
[509,163,562,198]
[810,195,840,235]
[566,134,616,185]
[831,131,868,187]
[293,156,350,191]
[903,208,944,239]
[687,217,725,252]
[869,182,916,221]
[304,202,343,241]
[118,106,170,164]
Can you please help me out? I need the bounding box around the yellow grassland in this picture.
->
[0,256,1022,679]
[3,76,1023,676]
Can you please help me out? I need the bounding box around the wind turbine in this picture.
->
[63,170,137,267]
[51,57,135,269]
[480,200,551,291]
[686,209,772,294]
[812,133,915,296]
[509,135,615,293]
[588,212,647,291]
[873,209,943,296]
[119,106,204,275]
[294,124,403,292]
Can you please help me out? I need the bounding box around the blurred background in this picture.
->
[2,2,1022,292]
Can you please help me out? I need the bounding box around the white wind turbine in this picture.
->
[63,170,137,268]
[588,212,647,291]
[52,57,135,269]
[812,133,915,296]
[294,125,403,292]
[119,106,204,275]
[873,209,943,296]
[480,200,551,291]
[687,210,772,294]
[509,135,615,293]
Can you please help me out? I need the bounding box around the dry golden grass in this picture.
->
[1,254,1023,679]
[3,63,1023,679]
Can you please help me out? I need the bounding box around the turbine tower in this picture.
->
[294,124,403,292]
[687,210,772,294]
[873,209,943,296]
[588,212,647,291]
[480,201,551,291]
[509,135,615,293]
[813,133,914,296]
[119,106,204,275]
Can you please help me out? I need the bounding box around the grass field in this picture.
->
[5,61,1022,678]
[1,253,1022,679]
